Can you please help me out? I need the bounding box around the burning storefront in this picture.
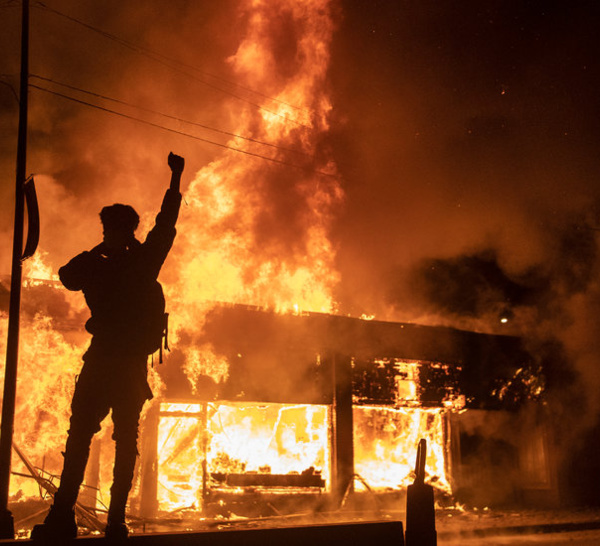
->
[0,270,556,537]
[133,303,553,519]
[2,283,554,530]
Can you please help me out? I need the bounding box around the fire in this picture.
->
[161,0,342,391]
[0,302,82,500]
[154,402,452,513]
[1,0,459,531]
[23,250,58,285]
[354,406,451,494]
[157,402,330,512]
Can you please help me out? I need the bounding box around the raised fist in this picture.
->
[168,152,185,174]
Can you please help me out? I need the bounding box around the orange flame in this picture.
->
[354,406,451,494]
[1,0,457,522]
[162,0,343,390]
[157,402,330,512]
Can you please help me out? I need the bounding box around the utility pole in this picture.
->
[0,0,29,538]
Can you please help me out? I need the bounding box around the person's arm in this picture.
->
[157,152,184,227]
[143,153,185,270]
[168,152,185,193]
[58,250,94,291]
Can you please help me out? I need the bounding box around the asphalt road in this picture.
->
[440,529,600,545]
[435,506,600,545]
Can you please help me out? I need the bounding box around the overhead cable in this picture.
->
[34,1,309,114]
[29,83,336,178]
[33,2,312,129]
[30,74,310,158]
[0,75,20,104]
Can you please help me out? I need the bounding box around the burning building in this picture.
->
[1,275,557,531]
[4,0,597,537]
[134,304,555,518]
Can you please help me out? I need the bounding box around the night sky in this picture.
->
[1,1,600,423]
[330,1,600,319]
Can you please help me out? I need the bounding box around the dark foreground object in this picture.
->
[405,483,436,546]
[2,520,405,545]
[405,439,437,546]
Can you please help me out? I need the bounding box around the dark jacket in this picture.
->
[59,188,182,357]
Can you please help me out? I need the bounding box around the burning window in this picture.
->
[156,402,330,512]
[353,406,451,493]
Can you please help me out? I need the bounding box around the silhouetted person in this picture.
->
[32,152,184,542]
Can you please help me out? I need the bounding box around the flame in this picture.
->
[1,0,460,525]
[155,402,453,512]
[23,249,59,285]
[163,0,342,389]
[354,406,451,494]
[0,308,83,499]
[157,402,330,512]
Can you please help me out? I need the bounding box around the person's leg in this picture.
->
[32,369,109,541]
[106,395,145,531]
[53,373,110,511]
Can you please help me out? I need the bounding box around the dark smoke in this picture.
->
[329,1,600,318]
[386,215,599,327]
[389,249,536,321]
[328,0,600,504]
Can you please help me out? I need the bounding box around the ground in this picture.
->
[437,507,600,545]
[9,498,600,543]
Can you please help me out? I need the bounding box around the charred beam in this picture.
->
[331,354,354,506]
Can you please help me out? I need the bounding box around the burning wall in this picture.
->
[0,274,550,521]
[129,304,546,516]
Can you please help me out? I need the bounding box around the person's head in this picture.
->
[99,203,139,250]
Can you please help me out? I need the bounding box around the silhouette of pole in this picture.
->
[0,0,29,538]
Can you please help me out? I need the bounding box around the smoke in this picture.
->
[329,1,598,303]
[2,0,600,504]
[327,1,600,500]
[1,0,243,273]
[1,4,598,323]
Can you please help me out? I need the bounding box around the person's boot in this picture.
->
[104,519,129,541]
[30,504,77,542]
[105,492,129,541]
[105,439,136,541]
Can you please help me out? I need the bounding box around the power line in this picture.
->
[0,81,19,104]
[30,73,310,158]
[0,75,19,104]
[33,2,313,129]
[36,1,309,115]
[29,83,337,178]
